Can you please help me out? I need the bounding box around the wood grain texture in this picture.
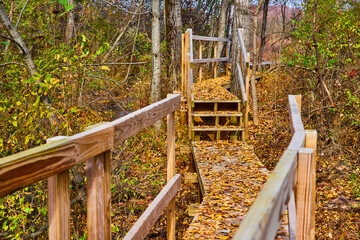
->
[193,57,229,64]
[288,95,305,134]
[213,42,217,77]
[188,28,193,62]
[236,62,247,104]
[305,130,318,240]
[113,94,181,145]
[0,138,75,197]
[47,136,70,240]
[123,174,181,240]
[199,40,203,81]
[237,28,247,68]
[288,190,297,240]
[192,35,229,42]
[232,150,298,240]
[86,151,111,240]
[167,103,176,240]
[296,148,313,240]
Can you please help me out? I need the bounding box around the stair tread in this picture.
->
[192,112,243,117]
[192,126,245,131]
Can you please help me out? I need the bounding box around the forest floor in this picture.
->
[249,69,360,239]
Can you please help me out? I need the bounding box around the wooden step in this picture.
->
[192,126,245,131]
[193,100,241,113]
[187,203,200,217]
[184,173,198,184]
[192,112,243,117]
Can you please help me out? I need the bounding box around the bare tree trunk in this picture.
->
[230,0,251,93]
[103,0,144,62]
[164,0,182,91]
[215,0,230,77]
[0,4,37,77]
[65,0,75,42]
[312,0,333,105]
[258,0,270,67]
[151,0,162,131]
[249,0,265,125]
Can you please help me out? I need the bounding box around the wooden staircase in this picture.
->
[191,99,245,141]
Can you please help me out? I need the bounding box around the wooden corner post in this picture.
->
[305,130,318,240]
[47,136,70,240]
[167,97,176,240]
[296,148,313,240]
[85,123,112,240]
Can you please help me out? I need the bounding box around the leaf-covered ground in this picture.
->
[193,76,238,100]
[250,70,360,239]
[183,141,288,239]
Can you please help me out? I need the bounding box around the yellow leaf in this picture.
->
[100,66,110,71]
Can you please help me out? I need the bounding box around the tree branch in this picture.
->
[15,0,29,28]
[0,33,25,53]
[0,62,26,68]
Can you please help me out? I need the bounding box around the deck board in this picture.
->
[183,141,289,239]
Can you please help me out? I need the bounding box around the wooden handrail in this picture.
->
[123,174,181,240]
[192,35,229,42]
[236,62,247,105]
[233,95,317,240]
[192,57,229,64]
[0,94,181,198]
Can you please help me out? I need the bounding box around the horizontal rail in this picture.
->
[192,35,229,42]
[233,95,306,240]
[0,94,181,198]
[236,63,247,105]
[123,174,181,240]
[193,57,229,64]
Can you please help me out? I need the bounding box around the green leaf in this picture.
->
[12,121,18,127]
[65,4,74,12]
[2,220,8,231]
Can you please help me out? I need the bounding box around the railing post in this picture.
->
[181,33,185,96]
[199,40,203,81]
[166,98,176,240]
[213,41,217,78]
[296,148,313,240]
[47,136,70,240]
[305,130,318,240]
[225,43,229,76]
[245,53,250,139]
[85,123,111,240]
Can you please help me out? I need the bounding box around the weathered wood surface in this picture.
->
[47,136,70,240]
[184,141,288,239]
[87,151,111,240]
[237,28,247,68]
[296,148,313,240]
[236,62,247,105]
[193,57,229,64]
[123,174,181,240]
[233,95,306,240]
[166,105,176,240]
[0,94,181,197]
[192,35,229,42]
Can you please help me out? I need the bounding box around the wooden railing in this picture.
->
[0,94,181,240]
[181,28,250,139]
[233,95,317,240]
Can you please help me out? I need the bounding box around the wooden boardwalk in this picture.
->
[183,78,289,239]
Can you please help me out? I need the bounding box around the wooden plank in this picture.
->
[184,173,198,183]
[288,95,304,134]
[166,105,176,240]
[305,130,318,240]
[123,174,181,240]
[180,145,191,154]
[192,35,229,42]
[296,148,313,240]
[47,136,70,240]
[288,190,297,240]
[213,41,217,78]
[193,57,229,64]
[86,151,111,240]
[199,40,202,82]
[187,52,192,140]
[188,28,193,63]
[237,28,247,68]
[0,138,75,198]
[245,53,250,139]
[225,44,229,76]
[192,113,243,117]
[236,62,247,105]
[181,33,185,94]
[232,150,298,240]
[113,94,181,145]
[192,127,245,131]
[193,99,241,103]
